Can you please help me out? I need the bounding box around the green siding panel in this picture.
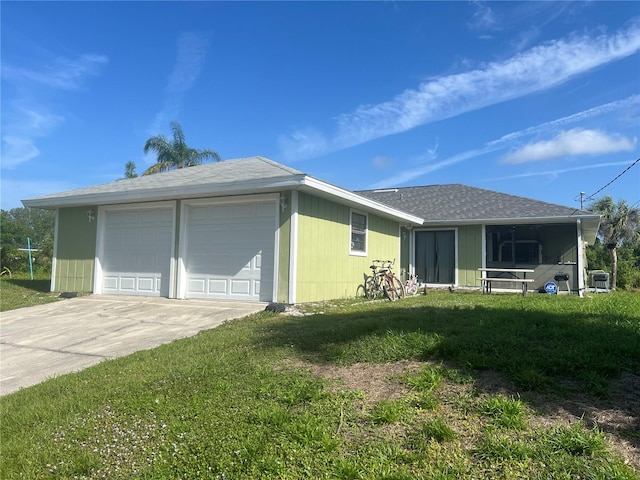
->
[295,193,400,302]
[54,207,97,292]
[457,225,482,287]
[277,192,291,303]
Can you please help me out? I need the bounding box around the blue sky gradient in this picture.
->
[2,1,639,210]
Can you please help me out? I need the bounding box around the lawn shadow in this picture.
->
[2,278,52,293]
[258,297,640,449]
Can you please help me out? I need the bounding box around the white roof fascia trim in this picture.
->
[300,177,424,225]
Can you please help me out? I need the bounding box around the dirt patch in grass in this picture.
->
[286,359,640,472]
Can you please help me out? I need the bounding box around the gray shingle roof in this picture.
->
[356,184,596,222]
[21,156,423,224]
[23,156,305,207]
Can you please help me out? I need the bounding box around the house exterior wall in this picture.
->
[457,225,483,287]
[295,192,400,302]
[53,207,97,293]
[277,192,291,303]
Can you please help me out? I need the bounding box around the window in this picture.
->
[350,211,367,255]
[486,225,542,265]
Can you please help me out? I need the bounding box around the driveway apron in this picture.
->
[0,295,265,396]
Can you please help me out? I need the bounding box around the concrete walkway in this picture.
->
[0,295,266,396]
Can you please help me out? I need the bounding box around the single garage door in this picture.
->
[101,207,174,296]
[183,200,276,301]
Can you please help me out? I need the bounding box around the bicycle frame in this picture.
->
[364,259,405,301]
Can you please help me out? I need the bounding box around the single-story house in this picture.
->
[357,185,601,294]
[22,156,423,304]
[23,156,600,302]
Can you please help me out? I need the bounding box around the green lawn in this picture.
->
[1,292,639,479]
[0,275,60,312]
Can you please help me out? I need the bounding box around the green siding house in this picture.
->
[23,157,601,302]
[23,157,422,304]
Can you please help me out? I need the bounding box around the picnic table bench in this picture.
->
[478,268,535,296]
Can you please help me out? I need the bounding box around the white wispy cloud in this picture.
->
[500,129,637,164]
[2,52,107,169]
[468,1,497,30]
[279,18,640,161]
[484,160,635,183]
[148,32,211,137]
[2,53,107,90]
[1,104,65,169]
[368,95,639,188]
[487,95,640,147]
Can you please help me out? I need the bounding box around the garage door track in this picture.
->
[0,295,265,396]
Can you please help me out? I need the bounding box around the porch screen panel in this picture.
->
[415,230,455,284]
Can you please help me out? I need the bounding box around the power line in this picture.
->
[585,157,640,201]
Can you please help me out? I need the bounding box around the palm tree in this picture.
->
[589,195,639,290]
[143,121,220,175]
[124,161,138,178]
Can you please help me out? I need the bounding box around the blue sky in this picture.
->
[2,1,639,211]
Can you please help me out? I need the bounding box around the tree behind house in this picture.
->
[588,195,639,290]
[143,121,220,175]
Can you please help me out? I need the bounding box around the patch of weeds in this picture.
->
[332,457,361,480]
[511,367,551,391]
[370,399,409,425]
[253,403,292,428]
[475,433,533,461]
[409,417,457,446]
[479,395,528,430]
[48,405,170,478]
[403,365,446,391]
[545,421,606,456]
[581,371,611,399]
[410,390,439,410]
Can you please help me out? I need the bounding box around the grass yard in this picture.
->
[1,291,639,479]
[0,275,60,312]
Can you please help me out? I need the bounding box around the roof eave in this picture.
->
[21,173,426,225]
[300,177,424,225]
[22,175,308,209]
[418,214,601,245]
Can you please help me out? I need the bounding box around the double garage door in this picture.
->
[99,199,276,301]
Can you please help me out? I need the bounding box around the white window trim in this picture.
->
[349,209,368,257]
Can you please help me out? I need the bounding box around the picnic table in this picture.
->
[478,268,535,296]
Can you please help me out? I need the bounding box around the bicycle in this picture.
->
[363,260,405,301]
[405,273,420,295]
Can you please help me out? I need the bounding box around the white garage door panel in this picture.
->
[184,201,275,301]
[101,208,173,296]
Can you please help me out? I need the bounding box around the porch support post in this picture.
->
[576,218,585,298]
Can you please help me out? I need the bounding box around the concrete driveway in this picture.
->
[0,295,266,396]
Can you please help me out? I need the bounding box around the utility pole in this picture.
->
[580,192,585,210]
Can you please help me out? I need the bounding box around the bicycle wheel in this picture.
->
[390,275,405,300]
[381,275,395,301]
[364,275,377,299]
